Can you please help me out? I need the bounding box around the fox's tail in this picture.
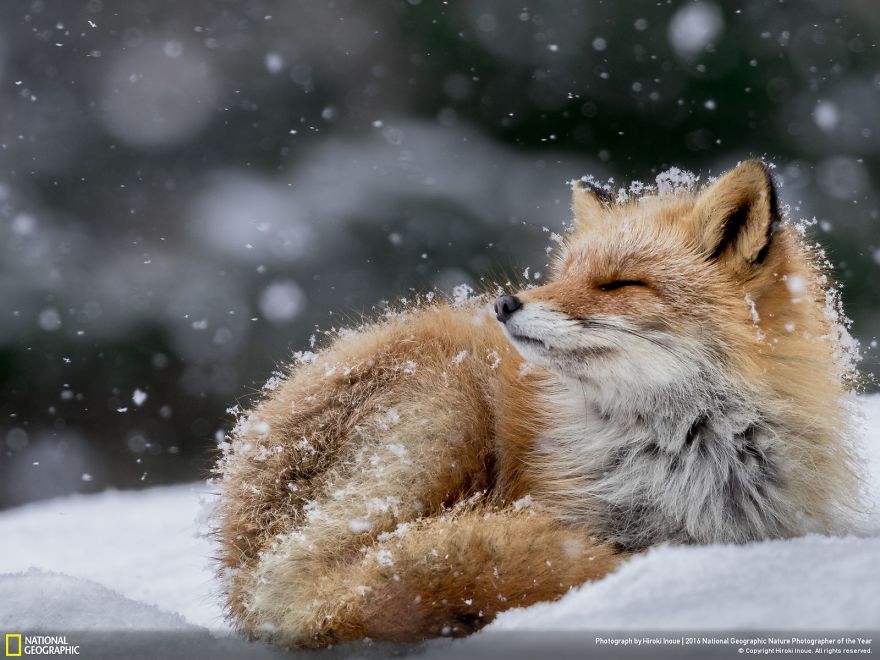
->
[237,508,625,647]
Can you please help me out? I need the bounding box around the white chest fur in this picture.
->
[531,375,799,548]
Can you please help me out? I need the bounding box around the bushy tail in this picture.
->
[241,507,626,647]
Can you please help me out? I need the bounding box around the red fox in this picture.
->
[213,160,860,647]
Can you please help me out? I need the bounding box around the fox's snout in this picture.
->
[494,295,523,323]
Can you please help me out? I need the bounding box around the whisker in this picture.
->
[577,318,681,360]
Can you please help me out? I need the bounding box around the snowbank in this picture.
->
[0,396,877,655]
[489,533,880,631]
[0,569,197,631]
[0,482,224,630]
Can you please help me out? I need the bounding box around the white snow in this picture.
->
[257,280,306,324]
[452,283,475,306]
[489,533,880,632]
[37,307,62,332]
[813,100,840,133]
[784,273,807,296]
[263,52,283,74]
[667,2,724,58]
[0,570,197,632]
[100,39,218,148]
[1,396,878,650]
[0,484,224,630]
[132,388,148,407]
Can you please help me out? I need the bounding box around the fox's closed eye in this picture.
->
[597,279,647,291]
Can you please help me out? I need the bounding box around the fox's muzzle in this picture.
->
[494,295,523,323]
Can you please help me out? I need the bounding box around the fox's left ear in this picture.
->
[692,160,780,270]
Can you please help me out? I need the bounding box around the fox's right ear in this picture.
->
[691,160,780,273]
[571,179,612,229]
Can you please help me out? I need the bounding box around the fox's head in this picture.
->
[496,160,851,407]
[494,160,860,544]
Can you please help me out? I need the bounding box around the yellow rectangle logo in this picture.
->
[4,634,22,657]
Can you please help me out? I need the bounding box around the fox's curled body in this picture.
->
[214,161,860,647]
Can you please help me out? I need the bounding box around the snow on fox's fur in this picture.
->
[213,161,860,647]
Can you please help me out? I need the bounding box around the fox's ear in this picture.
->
[571,178,612,228]
[692,160,780,269]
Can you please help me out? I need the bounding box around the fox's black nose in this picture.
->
[494,295,523,323]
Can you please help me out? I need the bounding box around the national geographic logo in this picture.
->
[4,635,20,657]
[4,635,80,656]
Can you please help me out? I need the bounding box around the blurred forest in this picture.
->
[1,0,878,507]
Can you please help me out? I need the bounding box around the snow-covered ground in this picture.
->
[1,396,879,657]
